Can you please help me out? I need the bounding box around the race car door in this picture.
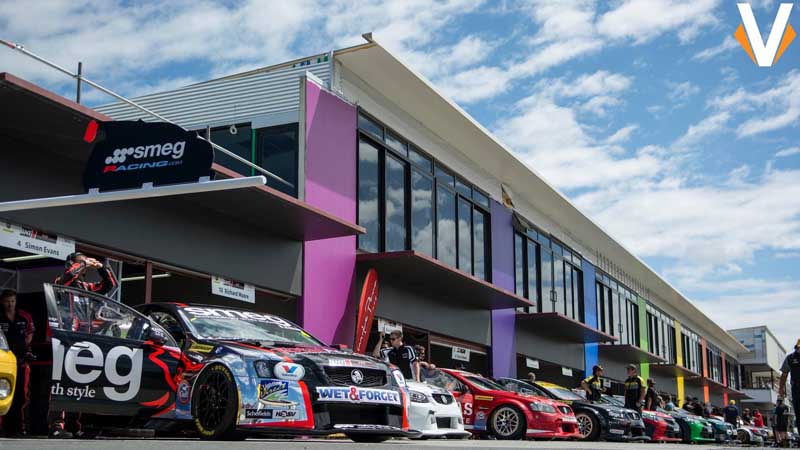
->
[44,283,180,417]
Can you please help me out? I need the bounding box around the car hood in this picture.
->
[406,381,450,396]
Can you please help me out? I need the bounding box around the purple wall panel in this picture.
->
[490,199,516,377]
[301,80,358,346]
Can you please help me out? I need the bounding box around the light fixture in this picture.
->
[1,254,49,263]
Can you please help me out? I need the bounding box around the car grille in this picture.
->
[313,403,402,428]
[558,406,572,415]
[436,417,454,429]
[323,367,386,387]
[432,393,454,405]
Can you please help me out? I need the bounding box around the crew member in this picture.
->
[774,399,789,447]
[581,365,604,402]
[414,345,436,379]
[644,378,660,411]
[778,338,800,433]
[372,330,419,382]
[49,252,117,438]
[527,372,536,384]
[54,252,117,295]
[0,289,34,437]
[741,408,753,425]
[753,409,764,427]
[723,400,739,426]
[623,364,646,411]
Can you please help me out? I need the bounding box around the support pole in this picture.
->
[76,61,82,104]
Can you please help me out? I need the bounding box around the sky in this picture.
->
[1,0,799,351]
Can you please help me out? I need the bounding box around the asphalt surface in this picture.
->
[0,438,745,450]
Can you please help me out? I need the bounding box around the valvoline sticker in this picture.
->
[474,411,487,431]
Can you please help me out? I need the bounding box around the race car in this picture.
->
[0,329,16,415]
[736,423,766,445]
[43,284,416,442]
[406,379,470,439]
[666,408,716,444]
[706,415,736,443]
[497,378,647,442]
[429,369,580,440]
[594,393,676,442]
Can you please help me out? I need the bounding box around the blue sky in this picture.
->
[2,0,799,349]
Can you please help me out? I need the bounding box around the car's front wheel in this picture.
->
[489,405,526,440]
[192,365,242,440]
[575,412,600,441]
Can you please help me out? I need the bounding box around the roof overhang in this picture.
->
[650,363,702,379]
[703,378,750,399]
[598,343,667,364]
[334,42,748,356]
[356,251,533,310]
[0,72,363,242]
[516,312,618,344]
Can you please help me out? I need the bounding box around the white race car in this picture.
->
[406,380,471,439]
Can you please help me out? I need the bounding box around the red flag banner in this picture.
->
[354,268,379,354]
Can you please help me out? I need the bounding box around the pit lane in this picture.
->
[0,438,742,450]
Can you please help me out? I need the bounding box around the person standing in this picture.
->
[372,330,419,381]
[527,372,536,384]
[778,338,800,433]
[580,365,604,402]
[623,364,647,411]
[0,290,34,437]
[692,397,705,417]
[723,400,739,426]
[753,409,764,427]
[644,378,660,411]
[663,394,676,411]
[774,399,789,447]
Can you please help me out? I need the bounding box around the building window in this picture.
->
[356,111,491,279]
[208,124,253,177]
[645,304,676,363]
[515,230,583,322]
[597,272,640,346]
[256,123,299,196]
[682,328,702,374]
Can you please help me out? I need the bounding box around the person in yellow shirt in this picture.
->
[581,365,604,402]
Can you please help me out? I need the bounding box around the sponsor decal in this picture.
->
[188,342,215,353]
[474,411,487,430]
[392,370,406,387]
[563,416,578,423]
[83,120,214,191]
[609,428,626,435]
[350,369,365,385]
[326,358,379,369]
[316,386,401,405]
[526,358,540,369]
[177,380,191,404]
[353,268,379,354]
[181,306,298,329]
[51,337,142,402]
[474,395,494,401]
[245,409,273,419]
[274,363,305,381]
[273,410,298,418]
[258,380,297,408]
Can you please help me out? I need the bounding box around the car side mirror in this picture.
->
[146,323,168,346]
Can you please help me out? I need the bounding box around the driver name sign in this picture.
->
[212,276,255,303]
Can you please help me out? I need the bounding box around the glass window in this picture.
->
[408,145,432,173]
[473,190,490,209]
[553,257,565,315]
[385,154,407,252]
[457,197,473,274]
[540,249,553,312]
[515,234,525,296]
[473,209,486,280]
[572,267,583,321]
[256,123,298,196]
[358,139,381,252]
[564,265,573,319]
[612,290,622,339]
[435,164,455,187]
[411,170,434,257]
[436,184,456,267]
[385,130,407,156]
[358,113,383,139]
[211,124,252,176]
[456,178,472,198]
[527,240,539,306]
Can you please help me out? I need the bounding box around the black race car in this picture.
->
[44,284,416,441]
[496,378,648,442]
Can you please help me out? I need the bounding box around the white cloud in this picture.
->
[596,0,720,44]
[693,36,739,61]
[667,81,701,101]
[606,124,639,144]
[673,111,730,148]
[776,147,800,158]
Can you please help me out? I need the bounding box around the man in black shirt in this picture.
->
[0,289,34,436]
[623,364,646,411]
[778,338,800,432]
[644,378,660,410]
[372,330,419,381]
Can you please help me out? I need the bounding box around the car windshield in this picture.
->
[422,369,462,391]
[501,379,540,395]
[601,394,624,407]
[465,375,506,391]
[179,306,322,346]
[540,385,584,401]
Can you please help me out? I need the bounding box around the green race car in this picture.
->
[667,408,716,444]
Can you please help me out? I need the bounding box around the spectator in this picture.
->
[723,400,739,426]
[692,397,705,417]
[527,372,536,384]
[372,330,419,381]
[778,338,800,434]
[774,399,789,447]
[663,394,676,411]
[683,397,695,412]
[0,290,34,437]
[581,365,604,402]
[644,378,660,411]
[753,409,764,427]
[742,408,753,425]
[414,345,436,378]
[703,402,713,418]
[623,364,646,411]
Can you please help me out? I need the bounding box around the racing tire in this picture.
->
[346,435,390,443]
[738,429,751,444]
[575,412,600,441]
[488,405,526,440]
[192,364,243,441]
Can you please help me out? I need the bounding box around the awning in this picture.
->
[704,378,751,399]
[0,72,363,242]
[356,251,533,310]
[516,312,617,344]
[598,343,667,364]
[650,363,702,379]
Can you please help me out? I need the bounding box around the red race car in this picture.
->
[422,368,580,440]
